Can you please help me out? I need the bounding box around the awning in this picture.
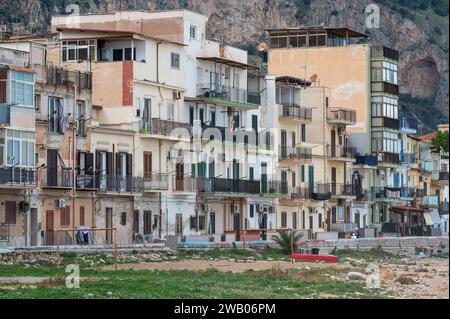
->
[429,208,441,224]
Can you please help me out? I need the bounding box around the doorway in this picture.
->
[233,213,241,241]
[30,208,38,246]
[45,210,54,245]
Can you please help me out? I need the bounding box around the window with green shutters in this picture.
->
[301,165,305,182]
[198,162,206,177]
[191,164,196,177]
[301,124,306,142]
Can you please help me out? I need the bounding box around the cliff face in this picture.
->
[1,0,448,132]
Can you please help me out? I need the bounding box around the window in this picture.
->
[189,25,197,39]
[0,69,6,103]
[76,101,86,137]
[35,94,41,111]
[371,131,399,153]
[383,61,398,84]
[292,171,296,188]
[199,215,206,231]
[10,71,34,107]
[166,100,174,121]
[60,206,70,226]
[5,201,16,224]
[371,96,398,119]
[62,40,95,62]
[318,213,322,228]
[302,210,306,229]
[6,129,35,166]
[48,97,62,133]
[79,206,85,226]
[281,211,287,228]
[250,205,254,218]
[171,52,180,69]
[120,212,127,226]
[301,124,306,142]
[301,165,305,182]
[292,212,298,230]
[176,214,183,234]
[338,206,344,221]
[142,98,151,130]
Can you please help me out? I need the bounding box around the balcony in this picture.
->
[355,155,378,166]
[400,117,418,133]
[0,47,30,66]
[141,119,192,138]
[400,152,416,165]
[172,176,197,192]
[279,146,312,162]
[422,196,438,206]
[432,170,449,185]
[331,183,355,198]
[327,108,356,125]
[370,187,400,200]
[197,177,260,195]
[415,188,427,198]
[279,105,312,122]
[371,117,400,130]
[371,46,399,61]
[311,183,332,201]
[400,187,415,199]
[371,81,399,96]
[420,161,433,173]
[35,64,92,92]
[41,169,74,188]
[380,152,400,165]
[326,145,357,160]
[260,180,288,197]
[196,83,260,109]
[0,167,36,188]
[290,187,312,200]
[94,174,143,193]
[142,173,169,191]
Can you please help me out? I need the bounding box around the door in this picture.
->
[143,98,151,130]
[105,208,113,244]
[143,210,152,235]
[133,210,140,240]
[232,160,239,191]
[189,107,194,126]
[98,151,107,190]
[331,167,337,195]
[233,213,241,241]
[209,212,216,234]
[261,163,268,193]
[281,130,287,158]
[281,170,288,194]
[355,212,360,228]
[143,152,152,179]
[30,208,38,246]
[117,153,127,191]
[346,206,351,223]
[331,129,336,157]
[47,149,58,187]
[308,166,314,193]
[45,210,54,245]
[175,163,184,191]
[260,213,268,240]
[331,206,337,224]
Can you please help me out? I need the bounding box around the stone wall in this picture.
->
[298,236,449,255]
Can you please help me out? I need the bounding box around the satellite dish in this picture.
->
[257,42,267,52]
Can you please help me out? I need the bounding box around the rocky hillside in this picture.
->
[1,0,448,132]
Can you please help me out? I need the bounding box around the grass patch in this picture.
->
[178,247,290,261]
[334,248,400,263]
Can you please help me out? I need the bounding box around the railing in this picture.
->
[142,118,192,137]
[0,104,11,125]
[279,105,312,121]
[0,223,9,241]
[41,64,92,92]
[260,180,288,195]
[95,174,143,193]
[371,117,400,130]
[326,145,357,159]
[197,177,260,194]
[75,173,96,189]
[197,83,259,105]
[141,173,169,191]
[0,167,36,186]
[290,187,311,200]
[327,108,356,125]
[400,117,418,132]
[279,146,312,161]
[41,169,74,188]
[172,176,197,192]
[311,183,332,201]
[355,155,378,166]
[432,170,449,181]
[422,196,438,206]
[371,187,400,200]
[400,187,415,198]
[416,188,427,198]
[420,161,433,173]
[331,183,355,197]
[400,152,416,165]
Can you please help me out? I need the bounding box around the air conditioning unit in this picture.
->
[233,204,239,213]
[55,198,66,208]
[173,91,182,100]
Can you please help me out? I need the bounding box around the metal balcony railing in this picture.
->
[0,167,36,186]
[279,105,312,121]
[95,174,143,193]
[330,183,355,197]
[197,177,260,194]
[260,180,288,195]
[311,183,332,201]
[370,187,400,200]
[327,108,356,125]
[197,83,259,105]
[421,161,433,173]
[41,169,74,188]
[279,146,312,161]
[355,155,378,166]
[290,187,312,200]
[172,176,197,192]
[142,173,169,191]
[142,118,192,137]
[400,187,415,198]
[326,145,357,159]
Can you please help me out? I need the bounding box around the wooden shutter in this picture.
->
[47,149,58,186]
[5,201,16,224]
[115,152,120,176]
[106,152,113,175]
[143,210,151,235]
[79,206,85,225]
[143,152,152,178]
[126,154,132,176]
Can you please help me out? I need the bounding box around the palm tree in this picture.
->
[271,230,304,255]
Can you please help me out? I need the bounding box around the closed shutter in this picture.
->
[106,152,113,175]
[79,206,85,226]
[143,152,152,178]
[115,152,120,176]
[47,149,58,186]
[143,210,151,235]
[126,154,132,176]
[5,201,16,224]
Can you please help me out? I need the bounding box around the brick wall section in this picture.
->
[298,237,449,255]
